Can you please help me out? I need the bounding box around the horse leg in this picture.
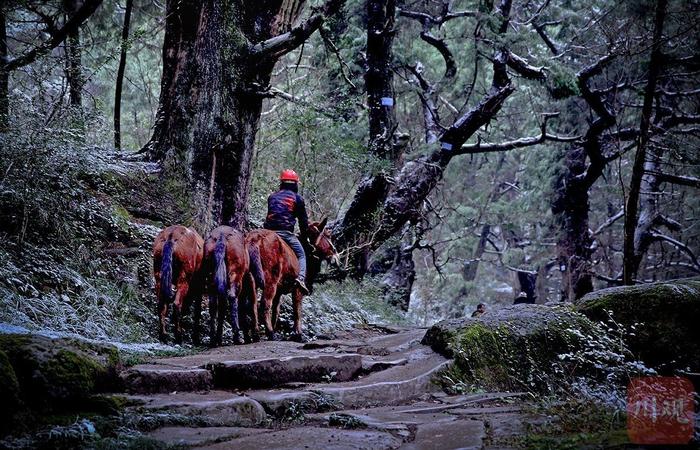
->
[192,291,202,346]
[250,280,261,343]
[173,282,190,345]
[239,274,254,344]
[228,282,244,345]
[216,292,225,347]
[263,284,280,341]
[271,291,283,330]
[291,287,307,343]
[190,273,203,346]
[158,299,168,343]
[208,293,218,347]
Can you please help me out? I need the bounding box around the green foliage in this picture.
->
[522,398,628,449]
[548,63,580,99]
[277,391,340,424]
[578,278,700,372]
[328,413,368,429]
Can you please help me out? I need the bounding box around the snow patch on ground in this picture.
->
[0,322,179,354]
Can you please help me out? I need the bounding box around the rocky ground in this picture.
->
[116,325,542,449]
[5,278,699,448]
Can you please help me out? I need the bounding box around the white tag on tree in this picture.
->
[441,142,453,151]
[381,97,394,107]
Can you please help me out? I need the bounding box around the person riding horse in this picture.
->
[263,169,310,294]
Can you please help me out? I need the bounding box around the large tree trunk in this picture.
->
[0,6,8,130]
[453,223,490,310]
[333,0,403,275]
[552,146,594,301]
[113,0,133,150]
[380,225,416,311]
[143,0,340,231]
[333,0,515,274]
[623,0,668,284]
[64,0,84,107]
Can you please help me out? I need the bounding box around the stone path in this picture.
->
[115,325,540,449]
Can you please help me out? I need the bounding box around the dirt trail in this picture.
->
[117,325,538,449]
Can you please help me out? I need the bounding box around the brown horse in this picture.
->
[152,225,204,344]
[245,218,340,342]
[203,226,260,346]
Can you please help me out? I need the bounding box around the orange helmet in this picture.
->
[280,169,299,183]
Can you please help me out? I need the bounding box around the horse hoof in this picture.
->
[267,332,281,341]
[291,333,308,343]
[233,335,244,345]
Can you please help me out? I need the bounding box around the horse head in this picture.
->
[306,217,340,268]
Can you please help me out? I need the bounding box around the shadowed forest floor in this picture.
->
[105,325,627,449]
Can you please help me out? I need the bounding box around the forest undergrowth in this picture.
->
[0,113,402,348]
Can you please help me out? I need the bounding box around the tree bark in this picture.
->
[515,270,537,302]
[114,0,133,150]
[381,225,416,311]
[64,0,84,107]
[622,0,668,284]
[551,146,595,301]
[143,0,342,232]
[0,6,8,130]
[332,0,403,275]
[333,0,515,275]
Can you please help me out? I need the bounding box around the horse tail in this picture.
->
[160,239,175,303]
[248,242,265,291]
[214,238,228,298]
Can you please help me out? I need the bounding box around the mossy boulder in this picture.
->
[577,277,700,373]
[423,304,627,394]
[0,333,122,419]
[0,349,22,429]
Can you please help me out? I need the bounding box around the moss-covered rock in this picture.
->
[0,333,122,417]
[0,349,22,434]
[423,304,629,394]
[577,277,700,372]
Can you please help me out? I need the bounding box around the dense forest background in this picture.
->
[0,0,698,342]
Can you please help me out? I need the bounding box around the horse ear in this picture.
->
[318,217,328,232]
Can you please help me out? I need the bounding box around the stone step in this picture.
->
[305,394,528,450]
[128,390,267,427]
[207,354,363,389]
[314,360,450,409]
[145,426,268,447]
[193,426,404,450]
[248,355,451,416]
[361,357,408,374]
[120,365,213,394]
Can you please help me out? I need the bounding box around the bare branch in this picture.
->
[592,209,624,236]
[454,113,579,155]
[533,22,560,55]
[3,0,103,72]
[651,231,700,269]
[251,0,345,59]
[645,171,700,189]
[439,84,515,150]
[420,31,456,79]
[319,27,357,90]
[506,51,547,80]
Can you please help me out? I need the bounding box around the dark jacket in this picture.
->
[263,187,309,234]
